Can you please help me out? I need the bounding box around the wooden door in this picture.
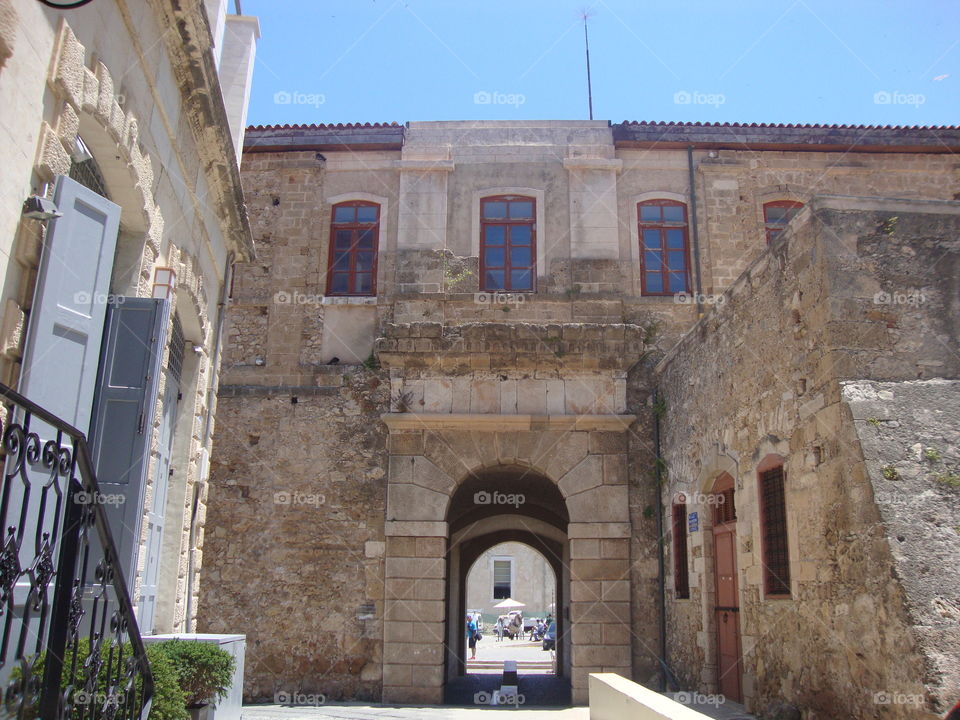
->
[712,478,742,702]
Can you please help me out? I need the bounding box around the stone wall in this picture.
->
[198,368,389,701]
[655,197,959,718]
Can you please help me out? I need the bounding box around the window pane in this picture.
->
[510,247,531,267]
[356,205,378,223]
[511,269,533,290]
[335,230,352,249]
[662,205,685,222]
[334,206,355,223]
[330,273,349,294]
[510,201,533,219]
[644,250,663,271]
[483,201,508,219]
[666,229,685,249]
[645,273,663,293]
[484,247,505,267]
[510,225,531,245]
[643,229,662,249]
[356,252,375,271]
[668,250,686,271]
[640,204,661,222]
[357,229,375,248]
[668,273,687,293]
[766,207,787,223]
[493,561,511,584]
[485,270,505,289]
[355,273,372,294]
[333,252,349,271]
[484,225,505,245]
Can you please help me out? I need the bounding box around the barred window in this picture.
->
[760,465,791,596]
[672,502,690,599]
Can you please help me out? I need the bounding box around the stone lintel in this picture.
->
[385,520,448,537]
[397,160,455,172]
[381,412,636,432]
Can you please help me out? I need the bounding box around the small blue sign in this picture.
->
[688,511,699,533]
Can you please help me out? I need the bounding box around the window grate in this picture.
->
[69,158,110,199]
[167,313,186,384]
[761,466,791,596]
[672,503,690,599]
[713,488,737,525]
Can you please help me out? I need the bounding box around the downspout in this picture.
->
[184,250,234,630]
[686,146,705,318]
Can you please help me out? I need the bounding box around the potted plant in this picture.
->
[155,639,236,720]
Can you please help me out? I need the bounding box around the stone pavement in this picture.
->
[242,705,588,719]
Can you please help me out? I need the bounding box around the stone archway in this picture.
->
[381,413,634,705]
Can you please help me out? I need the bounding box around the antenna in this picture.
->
[581,9,594,120]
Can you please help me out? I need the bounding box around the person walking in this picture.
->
[466,613,478,660]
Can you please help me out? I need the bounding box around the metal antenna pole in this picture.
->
[583,12,594,120]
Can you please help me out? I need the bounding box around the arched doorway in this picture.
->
[443,466,571,705]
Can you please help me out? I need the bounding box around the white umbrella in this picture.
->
[493,598,526,609]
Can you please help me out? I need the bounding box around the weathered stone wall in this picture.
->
[199,368,389,701]
[655,197,959,718]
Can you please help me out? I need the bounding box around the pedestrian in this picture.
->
[495,616,504,642]
[466,613,478,660]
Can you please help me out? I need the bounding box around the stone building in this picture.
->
[466,541,556,621]
[200,119,960,717]
[0,0,256,636]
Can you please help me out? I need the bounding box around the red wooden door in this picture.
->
[714,523,742,702]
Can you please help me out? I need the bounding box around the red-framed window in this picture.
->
[763,201,804,244]
[327,201,379,296]
[759,463,791,597]
[480,195,536,292]
[638,200,690,295]
[672,501,690,599]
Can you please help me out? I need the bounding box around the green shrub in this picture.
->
[152,640,235,708]
[144,645,189,720]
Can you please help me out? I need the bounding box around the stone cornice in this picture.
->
[381,413,636,431]
[148,0,255,261]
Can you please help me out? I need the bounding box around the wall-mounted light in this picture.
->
[192,344,204,355]
[22,195,62,220]
[152,267,177,300]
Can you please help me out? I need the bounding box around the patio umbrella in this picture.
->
[493,598,526,609]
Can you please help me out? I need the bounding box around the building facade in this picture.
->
[0,0,256,638]
[465,541,556,621]
[200,120,959,717]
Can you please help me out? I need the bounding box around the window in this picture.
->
[759,465,791,596]
[493,558,512,599]
[638,200,690,295]
[672,502,690,599]
[763,201,804,244]
[480,195,536,292]
[713,486,737,526]
[327,201,379,296]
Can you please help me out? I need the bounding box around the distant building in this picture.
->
[466,542,555,621]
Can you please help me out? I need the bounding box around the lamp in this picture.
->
[22,196,62,220]
[152,267,177,300]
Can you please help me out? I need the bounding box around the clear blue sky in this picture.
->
[243,0,958,127]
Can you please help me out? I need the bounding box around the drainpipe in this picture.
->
[184,251,234,630]
[686,146,704,318]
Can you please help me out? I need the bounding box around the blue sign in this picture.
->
[687,511,699,533]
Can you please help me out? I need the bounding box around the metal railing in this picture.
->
[0,384,152,720]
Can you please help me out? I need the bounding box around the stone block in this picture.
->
[570,558,630,581]
[602,454,628,485]
[411,456,456,496]
[589,431,627,454]
[389,431,424,456]
[567,485,630,523]
[383,600,445,623]
[470,379,499,413]
[570,601,631,624]
[517,379,547,414]
[382,641,445,666]
[558,455,603,498]
[546,379,565,414]
[572,644,632,668]
[384,556,445,579]
[544,432,592,483]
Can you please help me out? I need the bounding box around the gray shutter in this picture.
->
[20,175,120,434]
[89,298,169,588]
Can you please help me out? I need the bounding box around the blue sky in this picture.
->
[243,0,958,127]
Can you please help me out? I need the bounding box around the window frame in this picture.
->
[763,200,804,245]
[492,556,513,600]
[637,199,691,296]
[479,194,537,293]
[672,501,690,600]
[758,459,791,598]
[326,200,380,297]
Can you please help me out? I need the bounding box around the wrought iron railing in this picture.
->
[0,384,152,720]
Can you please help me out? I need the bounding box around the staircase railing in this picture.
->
[0,384,152,720]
